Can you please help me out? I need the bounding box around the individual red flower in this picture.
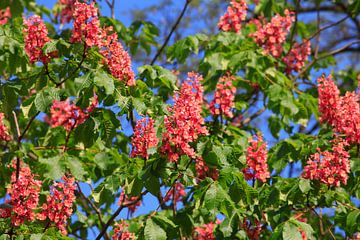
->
[49,96,97,132]
[100,28,136,86]
[118,191,141,215]
[0,7,11,25]
[23,15,51,63]
[0,112,11,141]
[250,10,295,58]
[302,139,350,187]
[37,175,76,235]
[195,157,219,181]
[163,182,186,207]
[242,133,270,183]
[0,160,42,226]
[193,222,217,240]
[210,74,236,118]
[161,72,208,162]
[71,1,102,48]
[131,117,158,159]
[56,0,76,24]
[218,0,247,33]
[112,221,135,240]
[242,218,262,240]
[283,40,311,73]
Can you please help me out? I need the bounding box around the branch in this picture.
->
[76,182,110,240]
[105,0,115,19]
[95,190,148,240]
[298,40,360,77]
[241,107,266,126]
[150,0,192,65]
[56,45,87,87]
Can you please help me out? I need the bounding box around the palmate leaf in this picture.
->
[144,219,167,240]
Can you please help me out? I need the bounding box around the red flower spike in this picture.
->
[161,72,208,162]
[210,74,236,118]
[302,139,350,187]
[218,0,248,33]
[193,222,217,240]
[23,15,52,64]
[57,0,76,24]
[0,7,11,25]
[118,192,141,215]
[112,221,135,240]
[163,182,186,207]
[37,176,76,235]
[0,112,11,141]
[283,40,311,73]
[250,10,295,58]
[100,29,136,86]
[242,218,262,240]
[195,157,219,181]
[242,133,270,183]
[49,97,97,132]
[131,118,159,159]
[71,1,102,48]
[0,160,42,226]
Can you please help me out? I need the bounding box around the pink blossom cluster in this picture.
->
[210,74,236,118]
[49,96,98,131]
[38,175,76,235]
[250,10,295,58]
[71,1,102,47]
[193,222,217,240]
[218,0,247,33]
[0,112,11,141]
[161,72,208,162]
[0,161,41,226]
[0,7,11,25]
[131,117,158,159]
[112,221,135,240]
[302,139,350,187]
[195,157,219,180]
[317,75,360,144]
[23,15,52,63]
[242,218,262,240]
[71,1,136,85]
[283,40,311,73]
[317,75,340,126]
[100,28,136,86]
[163,182,186,207]
[57,0,76,24]
[118,191,141,215]
[242,133,270,183]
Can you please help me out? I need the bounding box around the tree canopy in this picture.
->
[0,0,359,239]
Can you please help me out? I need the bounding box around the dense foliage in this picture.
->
[0,0,359,239]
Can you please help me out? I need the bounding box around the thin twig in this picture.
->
[95,190,148,240]
[56,45,87,87]
[150,0,192,65]
[76,182,110,240]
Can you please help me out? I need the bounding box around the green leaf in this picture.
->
[299,179,311,193]
[94,70,115,95]
[75,72,93,93]
[144,175,160,196]
[153,215,177,229]
[30,234,43,240]
[346,210,360,230]
[144,219,167,240]
[283,222,303,240]
[65,156,86,181]
[39,156,65,180]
